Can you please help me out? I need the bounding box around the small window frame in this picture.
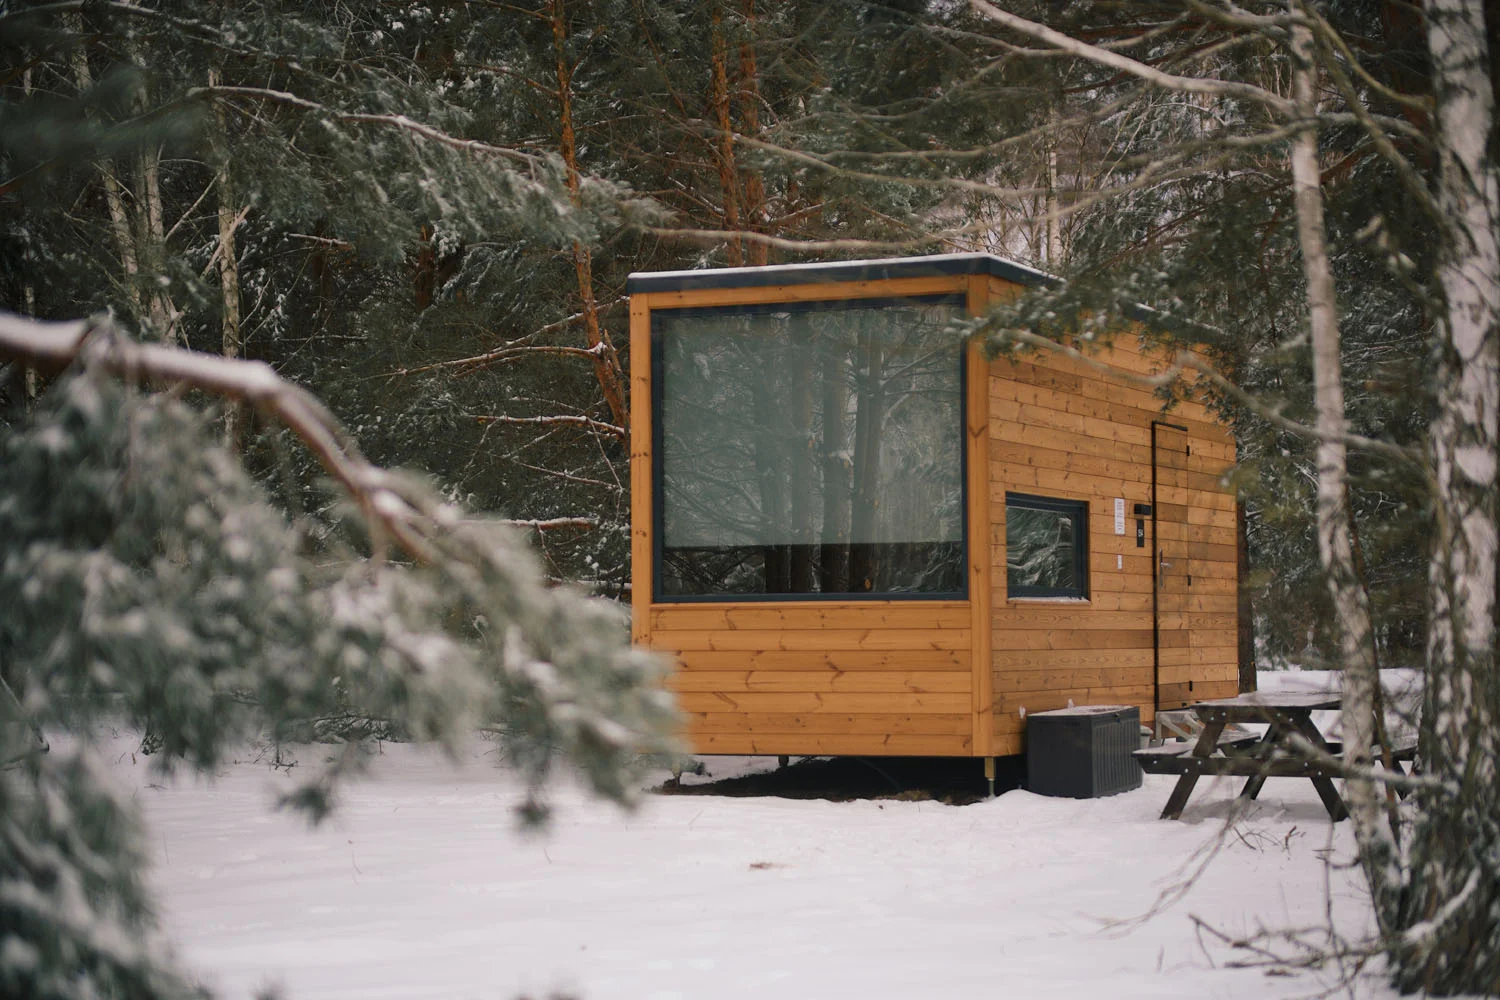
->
[1004,492,1090,600]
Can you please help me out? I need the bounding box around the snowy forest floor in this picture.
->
[102,671,1427,1000]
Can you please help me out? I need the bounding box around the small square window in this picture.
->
[1006,493,1088,599]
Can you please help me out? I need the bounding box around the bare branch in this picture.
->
[968,1,1294,115]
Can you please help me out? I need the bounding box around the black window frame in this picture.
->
[650,294,969,604]
[1004,492,1090,600]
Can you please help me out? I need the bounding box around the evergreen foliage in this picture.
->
[0,333,678,997]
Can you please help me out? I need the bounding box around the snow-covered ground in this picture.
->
[106,671,1418,1000]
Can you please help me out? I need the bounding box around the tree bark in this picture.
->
[550,0,629,431]
[820,336,852,593]
[1236,500,1256,692]
[66,17,144,322]
[208,68,244,447]
[710,8,744,267]
[848,330,884,592]
[1394,0,1500,991]
[737,0,768,267]
[1287,13,1399,919]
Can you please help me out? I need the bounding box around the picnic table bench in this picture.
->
[1133,691,1417,821]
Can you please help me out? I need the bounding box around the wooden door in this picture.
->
[1152,422,1193,711]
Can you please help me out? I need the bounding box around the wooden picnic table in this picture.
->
[1133,690,1415,821]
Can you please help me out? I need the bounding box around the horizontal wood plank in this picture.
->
[690,732,974,756]
[655,629,972,652]
[669,670,971,694]
[676,691,971,714]
[687,711,972,735]
[650,602,969,632]
[991,647,1154,670]
[670,649,969,671]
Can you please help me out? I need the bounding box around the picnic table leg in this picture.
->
[1160,718,1227,820]
[1284,714,1350,822]
[1383,758,1414,800]
[1238,725,1281,802]
[1160,774,1201,820]
[1310,776,1349,820]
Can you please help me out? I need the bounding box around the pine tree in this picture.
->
[0,311,679,999]
[1,3,682,993]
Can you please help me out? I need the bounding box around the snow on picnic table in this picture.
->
[108,671,1411,1000]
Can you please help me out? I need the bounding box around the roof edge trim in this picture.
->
[626,252,1055,295]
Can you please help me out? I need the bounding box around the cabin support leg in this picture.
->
[778,755,789,769]
[984,757,996,800]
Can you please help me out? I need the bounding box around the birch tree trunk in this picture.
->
[65,17,143,322]
[208,68,244,447]
[1286,14,1399,920]
[1393,0,1500,990]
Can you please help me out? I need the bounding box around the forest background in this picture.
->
[3,0,1435,665]
[1,1,1496,997]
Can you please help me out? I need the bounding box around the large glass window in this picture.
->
[655,296,965,599]
[1005,493,1089,599]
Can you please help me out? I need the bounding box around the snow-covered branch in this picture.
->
[471,413,626,441]
[968,1,1294,115]
[186,85,546,169]
[0,311,438,564]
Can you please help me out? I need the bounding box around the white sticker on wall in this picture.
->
[1114,497,1126,534]
[1117,554,1123,570]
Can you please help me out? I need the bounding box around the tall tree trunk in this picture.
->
[20,67,38,406]
[820,335,852,593]
[1287,13,1399,917]
[1236,499,1256,693]
[123,29,178,342]
[208,68,243,447]
[848,330,884,592]
[66,17,143,321]
[710,8,744,267]
[550,0,629,431]
[135,142,177,340]
[737,0,768,267]
[1393,0,1500,991]
[788,334,815,592]
[1045,108,1063,266]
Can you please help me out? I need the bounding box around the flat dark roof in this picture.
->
[626,252,1053,295]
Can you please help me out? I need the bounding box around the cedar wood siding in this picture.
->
[629,262,1238,758]
[983,277,1239,756]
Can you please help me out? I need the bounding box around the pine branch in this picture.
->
[0,310,438,564]
[185,85,546,168]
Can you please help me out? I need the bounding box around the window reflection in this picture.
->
[656,296,965,598]
[1005,493,1089,599]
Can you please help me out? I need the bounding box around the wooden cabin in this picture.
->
[626,253,1240,764]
